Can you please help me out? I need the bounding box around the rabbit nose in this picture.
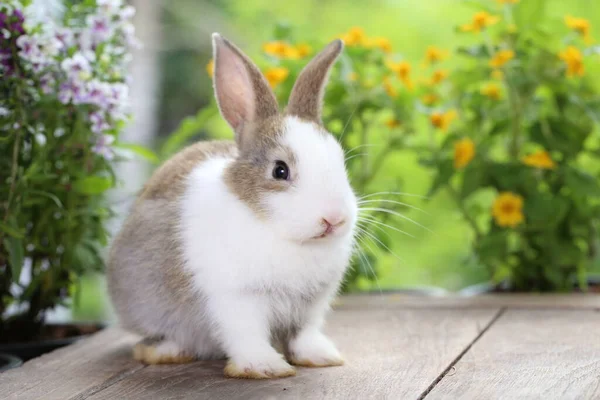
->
[322,215,346,232]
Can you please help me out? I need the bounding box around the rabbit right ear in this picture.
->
[211,33,279,147]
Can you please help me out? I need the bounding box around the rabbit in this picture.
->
[107,33,358,379]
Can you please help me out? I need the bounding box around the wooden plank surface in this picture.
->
[426,309,600,400]
[0,328,141,400]
[85,307,499,400]
[335,293,600,310]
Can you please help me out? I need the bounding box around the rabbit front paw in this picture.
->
[288,330,344,368]
[224,354,296,379]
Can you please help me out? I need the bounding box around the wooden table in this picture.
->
[1,294,599,399]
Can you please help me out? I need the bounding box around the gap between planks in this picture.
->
[417,307,507,400]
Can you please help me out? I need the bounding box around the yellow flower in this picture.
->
[430,109,458,131]
[206,59,214,78]
[385,118,401,128]
[489,49,515,68]
[295,43,312,58]
[491,69,504,80]
[348,72,358,81]
[424,46,448,64]
[497,0,519,4]
[341,27,367,46]
[559,46,585,77]
[480,82,502,100]
[460,11,500,33]
[522,150,556,169]
[263,41,300,59]
[264,67,289,88]
[565,16,593,44]
[383,76,398,98]
[429,69,448,85]
[492,192,524,228]
[366,37,392,53]
[386,60,413,89]
[421,93,439,105]
[454,138,475,169]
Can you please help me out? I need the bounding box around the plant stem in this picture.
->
[505,79,522,160]
[447,184,482,241]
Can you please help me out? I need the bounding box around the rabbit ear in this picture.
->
[211,33,279,144]
[286,39,343,123]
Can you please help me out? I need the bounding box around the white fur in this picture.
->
[179,116,357,373]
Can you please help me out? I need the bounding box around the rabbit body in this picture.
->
[108,34,357,378]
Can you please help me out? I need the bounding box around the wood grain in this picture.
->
[86,308,498,400]
[0,328,142,400]
[335,293,600,310]
[426,309,600,400]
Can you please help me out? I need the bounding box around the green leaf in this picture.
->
[524,193,569,229]
[487,163,535,192]
[475,231,508,265]
[115,144,160,164]
[73,176,113,195]
[461,161,487,199]
[4,237,24,281]
[564,168,600,198]
[28,189,64,209]
[427,159,454,198]
[529,118,591,159]
[513,0,547,29]
[0,220,24,239]
[160,107,218,158]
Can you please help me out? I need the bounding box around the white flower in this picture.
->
[55,27,74,50]
[121,22,141,49]
[54,127,65,137]
[89,111,110,133]
[0,107,10,117]
[91,134,115,160]
[84,79,112,108]
[119,5,135,20]
[97,0,123,16]
[24,0,65,26]
[86,14,113,44]
[16,35,43,62]
[35,132,47,146]
[40,73,55,94]
[58,79,87,104]
[61,52,91,79]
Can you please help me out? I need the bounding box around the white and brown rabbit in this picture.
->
[107,33,358,379]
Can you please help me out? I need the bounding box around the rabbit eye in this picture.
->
[272,160,289,180]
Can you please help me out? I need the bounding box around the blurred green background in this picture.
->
[75,0,600,321]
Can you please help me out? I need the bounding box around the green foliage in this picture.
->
[416,1,600,291]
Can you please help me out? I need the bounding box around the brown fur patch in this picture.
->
[139,140,237,201]
[223,116,297,216]
[286,39,344,123]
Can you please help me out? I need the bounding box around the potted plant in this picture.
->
[0,0,140,368]
[413,2,600,293]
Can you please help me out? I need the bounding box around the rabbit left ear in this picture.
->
[285,39,344,123]
[211,33,279,147]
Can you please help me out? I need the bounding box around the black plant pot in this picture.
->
[0,322,105,363]
[0,353,23,372]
